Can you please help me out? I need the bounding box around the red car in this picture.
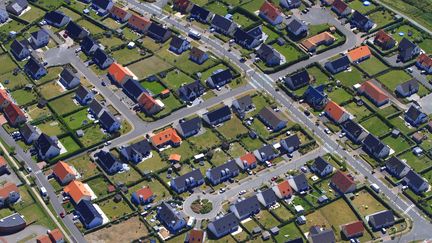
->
[271,177,277,181]
[59,212,65,218]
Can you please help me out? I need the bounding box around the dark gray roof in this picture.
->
[286,70,310,89]
[313,156,332,174]
[247,25,263,39]
[0,213,26,229]
[89,100,104,116]
[351,10,371,26]
[309,227,335,243]
[209,69,233,86]
[170,35,188,49]
[385,156,408,175]
[66,21,87,39]
[81,36,97,54]
[211,14,234,32]
[178,117,202,135]
[178,80,206,98]
[325,55,350,70]
[291,173,308,190]
[148,23,171,39]
[172,169,203,189]
[404,170,427,190]
[122,78,145,100]
[232,195,260,217]
[281,135,301,148]
[35,133,59,155]
[93,48,111,65]
[99,110,118,130]
[259,187,278,206]
[363,134,387,154]
[95,150,120,172]
[341,119,365,139]
[75,86,91,101]
[204,105,231,123]
[93,0,112,10]
[19,123,37,141]
[258,107,285,129]
[399,37,417,51]
[233,28,256,47]
[76,200,102,226]
[122,139,152,158]
[25,57,45,76]
[405,105,423,121]
[6,0,27,15]
[208,212,239,236]
[286,18,306,33]
[397,78,419,94]
[10,40,27,56]
[234,95,252,111]
[256,44,281,63]
[45,10,69,26]
[369,210,394,227]
[257,144,278,158]
[190,5,211,20]
[60,68,77,84]
[158,201,184,226]
[207,160,239,181]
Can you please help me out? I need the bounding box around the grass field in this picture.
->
[378,104,400,118]
[400,151,432,172]
[161,70,195,89]
[232,12,256,29]
[99,197,134,220]
[275,223,303,243]
[308,66,330,85]
[255,210,280,229]
[377,70,412,91]
[77,19,105,35]
[49,94,80,115]
[85,217,148,243]
[10,89,37,105]
[358,56,388,75]
[98,36,124,49]
[350,189,387,217]
[153,95,183,118]
[64,109,92,130]
[140,81,166,95]
[271,204,294,222]
[128,178,171,202]
[210,149,231,167]
[26,104,52,121]
[79,125,108,147]
[241,136,263,151]
[349,0,377,14]
[382,135,412,154]
[161,141,197,162]
[205,1,229,16]
[334,66,366,87]
[58,6,81,20]
[36,119,66,136]
[0,20,26,36]
[188,128,221,151]
[0,72,30,90]
[216,116,249,140]
[272,42,306,63]
[67,153,100,179]
[136,152,169,173]
[36,66,62,84]
[327,88,352,104]
[343,102,373,121]
[87,176,112,198]
[102,18,121,29]
[109,167,142,186]
[389,116,415,134]
[127,56,172,79]
[20,6,45,22]
[111,47,145,65]
[368,10,395,29]
[0,54,18,74]
[360,115,391,137]
[227,142,248,158]
[38,80,64,100]
[60,136,81,154]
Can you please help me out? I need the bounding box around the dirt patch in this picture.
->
[85,217,148,242]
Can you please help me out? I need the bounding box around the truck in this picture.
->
[40,186,47,197]
[370,183,380,193]
[188,29,201,39]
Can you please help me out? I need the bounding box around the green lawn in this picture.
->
[140,81,166,95]
[350,189,388,217]
[38,80,65,100]
[36,119,66,136]
[111,47,145,65]
[161,70,195,89]
[87,176,112,198]
[335,66,366,87]
[161,141,197,162]
[275,223,304,243]
[58,6,81,20]
[216,116,249,140]
[127,178,171,202]
[136,152,169,173]
[102,18,122,29]
[109,167,143,186]
[98,197,134,220]
[419,38,432,53]
[0,54,18,74]
[77,19,105,35]
[98,36,124,49]
[271,204,294,222]
[0,72,31,90]
[368,10,395,29]
[200,63,230,81]
[400,151,432,172]
[20,6,45,22]
[36,66,62,84]
[272,42,306,63]
[0,20,26,36]
[127,56,172,80]
[64,109,93,130]
[67,153,100,179]
[377,70,412,91]
[60,136,81,154]
[153,95,184,118]
[10,89,37,105]
[262,25,280,43]
[343,102,373,121]
[360,116,391,137]
[26,104,52,121]
[205,1,229,16]
[210,149,231,167]
[79,124,108,147]
[389,24,423,43]
[378,104,400,118]
[241,0,267,12]
[241,136,263,151]
[382,135,412,154]
[348,0,377,14]
[188,128,221,151]
[227,142,248,158]
[255,210,280,229]
[357,56,388,75]
[327,88,352,104]
[232,12,256,29]
[308,66,330,85]
[49,94,80,115]
[389,116,415,134]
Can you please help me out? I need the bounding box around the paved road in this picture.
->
[2,224,48,242]
[128,1,432,241]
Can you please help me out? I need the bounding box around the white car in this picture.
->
[324,128,331,134]
[239,190,246,195]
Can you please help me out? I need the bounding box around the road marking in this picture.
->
[404,204,415,214]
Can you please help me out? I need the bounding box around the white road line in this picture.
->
[404,204,415,214]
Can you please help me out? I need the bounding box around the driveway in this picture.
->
[2,225,48,242]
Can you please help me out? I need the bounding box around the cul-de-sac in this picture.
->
[0,0,431,242]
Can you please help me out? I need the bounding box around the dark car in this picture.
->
[304,110,311,116]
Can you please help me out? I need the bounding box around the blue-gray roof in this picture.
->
[204,105,231,123]
[207,160,239,181]
[171,169,203,189]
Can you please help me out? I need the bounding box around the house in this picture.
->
[253,144,279,162]
[37,234,51,243]
[374,30,396,50]
[405,105,427,127]
[0,89,10,109]
[19,123,38,144]
[330,170,356,194]
[0,183,20,207]
[64,180,92,204]
[30,29,49,49]
[395,78,419,97]
[173,0,193,13]
[131,186,154,205]
[284,70,310,90]
[122,78,146,101]
[358,80,389,107]
[93,48,113,70]
[189,47,209,64]
[80,36,98,56]
[324,55,350,74]
[273,180,293,199]
[258,107,287,132]
[247,25,263,40]
[416,54,432,74]
[92,0,114,15]
[95,150,122,175]
[24,57,47,80]
[120,139,152,164]
[404,170,429,194]
[6,0,28,16]
[385,156,410,179]
[48,228,64,243]
[185,229,205,243]
[178,80,206,102]
[311,156,333,177]
[206,160,239,185]
[230,195,261,220]
[233,28,261,50]
[75,200,103,229]
[206,69,233,89]
[286,18,308,37]
[147,23,172,43]
[52,161,76,185]
[341,119,367,144]
[171,168,204,193]
[65,21,89,40]
[324,101,349,124]
[202,105,231,126]
[331,0,351,16]
[232,95,253,119]
[347,46,371,63]
[257,187,278,208]
[0,8,8,23]
[59,68,80,89]
[108,62,134,85]
[367,210,394,230]
[127,14,151,33]
[350,11,374,32]
[138,92,164,115]
[288,173,308,192]
[10,40,30,61]
[75,86,94,105]
[256,44,282,67]
[300,32,336,52]
[280,135,301,153]
[150,128,182,149]
[280,0,301,9]
[190,5,213,23]
[211,14,237,36]
[175,117,202,138]
[398,38,420,62]
[259,1,283,25]
[4,103,26,127]
[235,152,257,170]
[304,85,328,110]
[341,221,364,239]
[207,212,239,239]
[169,35,190,54]
[308,226,336,243]
[45,10,70,28]
[89,100,104,118]
[99,110,121,133]
[363,134,390,159]
[109,5,131,22]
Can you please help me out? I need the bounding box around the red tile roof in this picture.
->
[359,80,389,104]
[48,228,64,242]
[64,180,92,203]
[174,0,191,11]
[110,5,129,20]
[36,235,51,243]
[138,92,159,111]
[332,0,349,13]
[277,180,293,198]
[53,161,76,182]
[325,101,347,122]
[260,1,281,22]
[240,152,257,165]
[374,30,394,45]
[331,170,355,193]
[347,46,371,62]
[4,103,25,126]
[342,221,365,237]
[108,62,134,84]
[0,182,18,199]
[169,153,181,162]
[128,14,151,31]
[301,32,335,51]
[417,54,432,68]
[0,156,6,167]
[187,229,205,243]
[135,186,153,201]
[150,128,182,147]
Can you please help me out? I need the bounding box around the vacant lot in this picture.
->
[85,216,148,242]
[358,56,388,75]
[216,116,249,140]
[188,128,221,151]
[136,152,168,173]
[67,153,100,179]
[127,56,172,80]
[360,116,391,137]
[351,190,387,217]
[99,197,134,220]
[377,70,412,91]
[161,70,195,89]
[36,119,66,136]
[49,94,80,115]
[334,67,366,87]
